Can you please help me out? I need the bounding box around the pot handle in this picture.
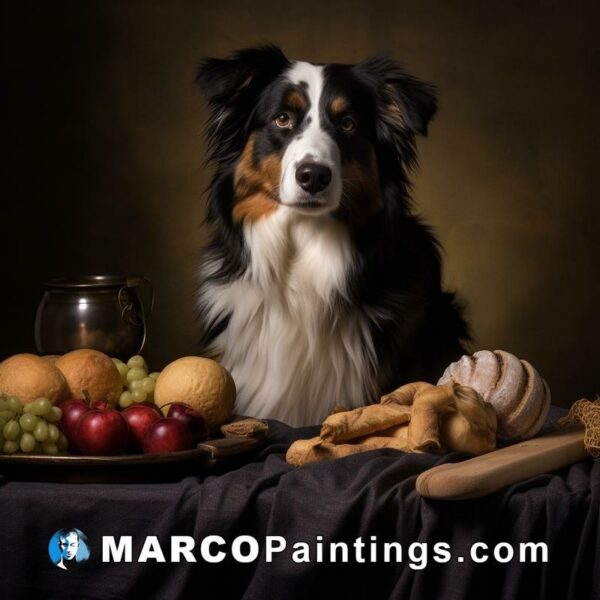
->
[127,276,155,318]
[118,277,154,355]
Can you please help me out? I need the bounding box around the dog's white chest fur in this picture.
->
[199,207,378,426]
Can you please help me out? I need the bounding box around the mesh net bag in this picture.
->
[558,397,600,458]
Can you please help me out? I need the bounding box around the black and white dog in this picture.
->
[196,45,468,426]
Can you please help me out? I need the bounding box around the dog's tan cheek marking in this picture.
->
[233,195,279,223]
[233,135,281,224]
[259,154,282,196]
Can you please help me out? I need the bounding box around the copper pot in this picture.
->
[34,275,154,360]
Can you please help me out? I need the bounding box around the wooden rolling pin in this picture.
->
[416,426,588,500]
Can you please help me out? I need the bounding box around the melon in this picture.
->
[154,356,236,429]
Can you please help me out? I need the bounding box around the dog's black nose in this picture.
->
[295,163,332,194]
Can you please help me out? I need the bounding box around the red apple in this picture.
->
[138,401,163,416]
[142,418,193,454]
[76,407,129,455]
[121,404,162,452]
[165,403,208,444]
[58,399,91,453]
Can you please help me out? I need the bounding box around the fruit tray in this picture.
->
[0,433,266,483]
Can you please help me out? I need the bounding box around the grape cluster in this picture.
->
[112,355,161,409]
[0,395,68,455]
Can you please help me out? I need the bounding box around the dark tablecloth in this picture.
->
[0,408,598,600]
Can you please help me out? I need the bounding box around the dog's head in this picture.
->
[197,45,436,225]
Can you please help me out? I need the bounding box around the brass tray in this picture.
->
[0,435,266,483]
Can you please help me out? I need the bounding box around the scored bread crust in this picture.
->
[438,349,550,442]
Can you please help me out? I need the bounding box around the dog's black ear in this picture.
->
[355,53,437,136]
[197,45,289,109]
[197,45,289,160]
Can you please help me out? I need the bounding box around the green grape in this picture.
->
[140,377,155,394]
[0,410,15,422]
[6,396,23,413]
[48,424,60,443]
[30,397,52,416]
[20,432,36,453]
[33,420,49,442]
[126,367,148,385]
[43,442,58,455]
[114,361,129,385]
[57,432,69,452]
[127,355,147,370]
[129,379,143,392]
[19,413,38,432]
[23,403,34,414]
[149,372,161,380]
[34,442,44,454]
[3,419,21,441]
[119,390,134,409]
[112,357,125,366]
[0,396,8,411]
[131,389,147,403]
[46,406,63,423]
[3,440,19,454]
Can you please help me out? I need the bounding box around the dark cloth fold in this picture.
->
[0,407,598,600]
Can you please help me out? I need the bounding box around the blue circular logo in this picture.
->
[48,528,90,570]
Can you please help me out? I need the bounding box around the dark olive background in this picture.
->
[2,1,599,407]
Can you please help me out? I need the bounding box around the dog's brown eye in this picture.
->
[274,112,293,129]
[339,116,356,133]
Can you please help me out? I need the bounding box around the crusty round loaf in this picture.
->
[438,350,550,442]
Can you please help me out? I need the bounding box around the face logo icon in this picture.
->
[48,528,90,570]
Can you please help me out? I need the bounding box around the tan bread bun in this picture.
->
[0,353,68,405]
[55,348,123,405]
[438,349,550,442]
[154,356,236,429]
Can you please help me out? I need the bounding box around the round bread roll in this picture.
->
[154,356,236,430]
[0,353,68,405]
[438,350,551,442]
[55,348,123,405]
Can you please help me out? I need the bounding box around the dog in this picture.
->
[195,45,469,426]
